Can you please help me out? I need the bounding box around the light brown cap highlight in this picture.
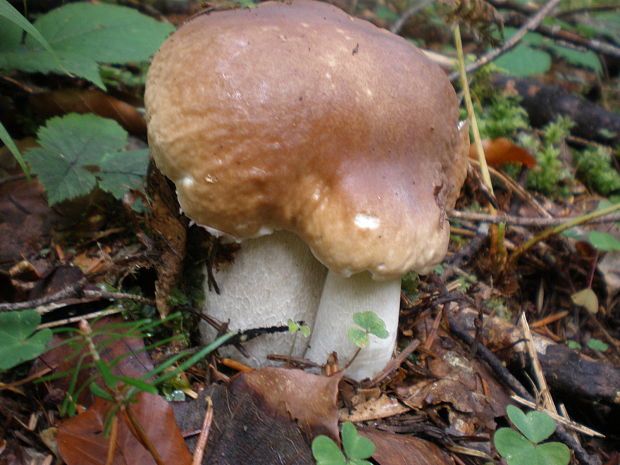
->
[145,0,468,277]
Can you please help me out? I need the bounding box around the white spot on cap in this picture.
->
[182,175,194,187]
[205,174,218,183]
[301,22,310,28]
[354,213,380,230]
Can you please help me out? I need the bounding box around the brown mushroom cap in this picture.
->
[145,0,468,278]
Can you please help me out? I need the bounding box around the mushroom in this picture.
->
[145,0,469,378]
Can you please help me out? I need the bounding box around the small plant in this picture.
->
[0,310,52,371]
[520,116,574,197]
[287,319,311,338]
[26,113,149,208]
[494,405,570,465]
[312,422,375,465]
[573,145,620,195]
[348,312,389,349]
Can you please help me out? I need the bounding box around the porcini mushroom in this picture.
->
[145,0,469,378]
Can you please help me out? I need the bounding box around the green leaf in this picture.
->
[98,149,149,200]
[341,422,375,460]
[495,44,551,77]
[536,441,571,465]
[352,312,389,339]
[26,113,148,205]
[0,0,60,69]
[116,376,158,394]
[587,231,620,252]
[0,2,174,89]
[348,328,369,349]
[507,405,556,443]
[567,340,582,350]
[312,435,346,465]
[494,428,536,465]
[0,120,30,178]
[587,338,608,352]
[89,382,114,402]
[0,310,52,370]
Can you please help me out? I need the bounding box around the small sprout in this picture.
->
[494,406,569,465]
[348,312,389,349]
[587,338,608,352]
[312,422,375,465]
[567,340,582,350]
[287,319,311,338]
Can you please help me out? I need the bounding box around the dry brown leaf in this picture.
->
[469,137,536,168]
[30,89,146,135]
[231,367,342,441]
[340,394,409,422]
[57,392,192,465]
[360,428,455,465]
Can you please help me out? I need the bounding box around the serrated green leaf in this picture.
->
[312,435,346,465]
[26,113,148,205]
[348,328,369,348]
[587,231,620,252]
[507,405,556,443]
[352,312,389,339]
[98,149,149,200]
[0,2,174,88]
[0,310,52,370]
[495,44,551,77]
[341,422,375,460]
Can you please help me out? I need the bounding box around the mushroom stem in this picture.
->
[305,271,401,381]
[200,231,327,367]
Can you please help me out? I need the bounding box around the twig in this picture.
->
[0,278,89,312]
[450,208,620,226]
[519,313,557,413]
[502,11,620,59]
[390,0,434,34]
[511,395,605,438]
[449,0,563,81]
[192,396,214,465]
[37,308,122,329]
[447,307,601,465]
[508,202,620,266]
[365,338,420,388]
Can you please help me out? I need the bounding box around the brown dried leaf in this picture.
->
[231,367,341,441]
[360,428,454,465]
[469,138,537,169]
[57,392,192,465]
[35,317,154,407]
[340,394,409,422]
[146,165,187,318]
[173,385,316,465]
[30,89,146,135]
[0,178,59,270]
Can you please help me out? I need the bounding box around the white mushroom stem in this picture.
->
[200,231,327,367]
[305,270,401,381]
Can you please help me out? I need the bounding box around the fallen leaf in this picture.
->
[360,428,454,465]
[57,392,192,465]
[469,138,536,168]
[571,288,599,314]
[340,394,409,422]
[173,384,316,465]
[232,367,342,441]
[30,89,146,135]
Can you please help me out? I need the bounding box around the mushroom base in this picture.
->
[305,271,401,381]
[200,231,327,367]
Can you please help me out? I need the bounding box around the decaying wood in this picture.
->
[493,74,620,146]
[453,307,620,406]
